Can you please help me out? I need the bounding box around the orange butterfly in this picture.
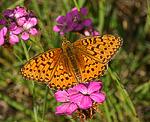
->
[21,34,122,90]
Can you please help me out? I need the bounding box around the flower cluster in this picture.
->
[53,7,99,36]
[0,6,38,46]
[54,81,105,116]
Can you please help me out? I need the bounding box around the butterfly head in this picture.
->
[62,38,72,49]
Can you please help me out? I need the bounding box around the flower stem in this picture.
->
[73,0,80,11]
[42,86,49,122]
[21,40,29,60]
[21,40,38,122]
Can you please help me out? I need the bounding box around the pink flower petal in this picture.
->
[83,19,92,26]
[11,27,22,35]
[3,9,14,18]
[75,84,88,94]
[87,81,102,94]
[23,17,37,30]
[71,7,78,12]
[29,28,38,35]
[17,17,26,26]
[14,6,27,18]
[9,34,19,45]
[90,92,105,103]
[93,30,100,36]
[78,96,92,109]
[60,31,65,35]
[54,90,69,102]
[21,32,29,40]
[66,103,78,115]
[0,27,7,46]
[84,30,90,36]
[53,25,60,32]
[56,16,66,23]
[67,87,78,96]
[74,24,83,31]
[55,103,77,115]
[55,103,70,115]
[80,7,88,15]
[0,27,7,35]
[0,19,6,25]
[0,37,4,46]
[9,22,17,31]
[70,93,83,103]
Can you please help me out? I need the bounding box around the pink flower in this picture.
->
[70,81,105,109]
[0,6,38,46]
[54,81,106,116]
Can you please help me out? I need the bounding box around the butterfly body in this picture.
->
[62,40,82,83]
[21,35,122,90]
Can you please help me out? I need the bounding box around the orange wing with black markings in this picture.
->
[21,34,122,90]
[21,48,62,83]
[73,34,122,63]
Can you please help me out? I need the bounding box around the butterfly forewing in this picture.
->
[21,48,62,83]
[73,34,122,63]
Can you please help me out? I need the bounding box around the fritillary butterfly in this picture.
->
[21,34,122,90]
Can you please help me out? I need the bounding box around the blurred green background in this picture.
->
[0,0,149,122]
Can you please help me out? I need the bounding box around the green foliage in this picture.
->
[0,0,149,122]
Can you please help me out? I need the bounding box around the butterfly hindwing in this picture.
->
[74,48,108,82]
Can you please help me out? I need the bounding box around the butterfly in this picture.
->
[21,34,123,90]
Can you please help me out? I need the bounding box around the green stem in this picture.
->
[42,86,49,122]
[21,40,38,122]
[21,40,30,60]
[73,0,80,11]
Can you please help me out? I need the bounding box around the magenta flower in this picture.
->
[70,81,105,109]
[0,6,38,46]
[53,7,92,35]
[68,7,92,31]
[54,81,105,116]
